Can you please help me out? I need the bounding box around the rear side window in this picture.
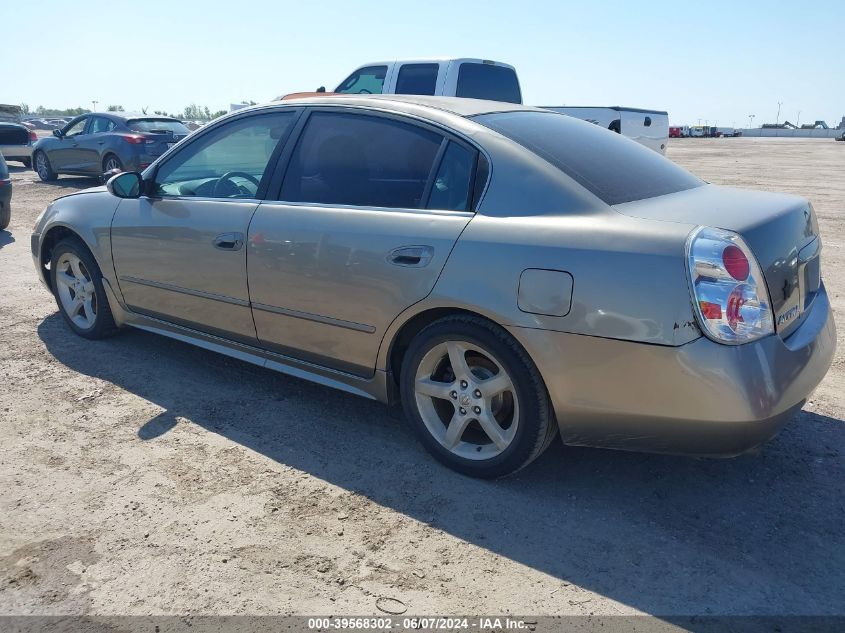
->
[280,111,442,209]
[473,111,702,205]
[456,64,522,104]
[395,63,439,96]
[427,142,475,211]
[89,117,115,134]
[335,66,387,95]
[128,119,190,135]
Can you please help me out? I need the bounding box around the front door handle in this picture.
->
[387,245,434,267]
[213,232,244,251]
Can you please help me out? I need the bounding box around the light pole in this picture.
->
[776,101,783,125]
[91,100,98,112]
[796,110,802,127]
[749,114,755,128]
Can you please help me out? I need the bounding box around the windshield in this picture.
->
[473,111,702,204]
[128,119,190,135]
[335,66,387,95]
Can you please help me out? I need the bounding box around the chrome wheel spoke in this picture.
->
[478,372,512,398]
[478,411,509,450]
[56,271,76,288]
[444,412,471,449]
[446,341,472,379]
[415,377,455,401]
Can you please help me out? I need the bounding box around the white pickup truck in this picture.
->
[326,59,669,153]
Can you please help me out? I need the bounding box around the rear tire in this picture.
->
[103,154,123,173]
[400,315,557,478]
[34,151,57,181]
[50,237,118,340]
[21,157,31,168]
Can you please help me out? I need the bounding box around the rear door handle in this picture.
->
[213,232,244,251]
[388,245,434,267]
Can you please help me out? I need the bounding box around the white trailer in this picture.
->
[541,106,669,154]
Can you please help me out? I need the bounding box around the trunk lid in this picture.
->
[614,184,821,339]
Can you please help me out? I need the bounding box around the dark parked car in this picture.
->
[0,122,36,167]
[0,154,11,230]
[32,113,190,181]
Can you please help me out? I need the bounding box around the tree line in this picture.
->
[18,101,257,121]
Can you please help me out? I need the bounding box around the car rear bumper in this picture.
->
[0,145,32,160]
[509,283,836,456]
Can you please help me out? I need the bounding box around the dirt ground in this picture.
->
[1,138,843,618]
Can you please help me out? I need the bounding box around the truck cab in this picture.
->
[334,59,522,104]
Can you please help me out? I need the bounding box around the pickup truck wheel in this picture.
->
[400,315,557,478]
[35,151,57,181]
[50,237,118,340]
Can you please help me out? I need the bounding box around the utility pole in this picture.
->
[776,101,783,125]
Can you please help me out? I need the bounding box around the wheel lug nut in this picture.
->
[450,391,457,399]
[474,389,482,398]
[473,406,481,414]
[459,407,467,415]
[460,380,468,389]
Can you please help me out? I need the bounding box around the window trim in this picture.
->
[266,106,485,214]
[143,108,304,201]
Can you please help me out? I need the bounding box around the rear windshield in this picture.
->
[473,111,702,204]
[127,119,190,135]
[456,64,522,104]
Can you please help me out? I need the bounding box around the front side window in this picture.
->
[456,64,522,104]
[154,112,296,198]
[335,66,387,95]
[280,111,442,209]
[395,63,439,96]
[63,117,88,137]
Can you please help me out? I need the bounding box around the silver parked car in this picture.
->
[31,96,836,477]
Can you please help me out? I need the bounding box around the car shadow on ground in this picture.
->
[8,164,98,189]
[37,313,845,617]
[0,231,14,249]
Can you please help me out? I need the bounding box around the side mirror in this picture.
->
[53,129,63,138]
[316,86,326,93]
[106,171,143,199]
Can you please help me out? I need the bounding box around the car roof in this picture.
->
[87,112,181,122]
[0,121,26,128]
[267,94,537,118]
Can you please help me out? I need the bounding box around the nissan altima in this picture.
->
[31,96,836,477]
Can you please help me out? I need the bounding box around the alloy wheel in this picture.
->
[54,253,97,329]
[36,153,49,179]
[413,340,519,460]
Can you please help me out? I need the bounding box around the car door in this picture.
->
[77,115,116,172]
[248,109,479,377]
[110,110,300,344]
[50,116,90,171]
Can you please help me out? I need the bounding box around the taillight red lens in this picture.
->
[122,134,146,144]
[722,244,749,280]
[29,131,38,142]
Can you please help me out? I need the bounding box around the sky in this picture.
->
[6,0,844,128]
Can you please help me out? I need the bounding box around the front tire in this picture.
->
[50,237,118,339]
[34,151,57,181]
[400,315,557,478]
[21,157,32,168]
[0,202,9,231]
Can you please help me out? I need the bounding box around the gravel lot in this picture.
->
[1,138,843,618]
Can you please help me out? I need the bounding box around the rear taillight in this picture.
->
[687,227,774,344]
[29,131,38,142]
[122,134,146,144]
